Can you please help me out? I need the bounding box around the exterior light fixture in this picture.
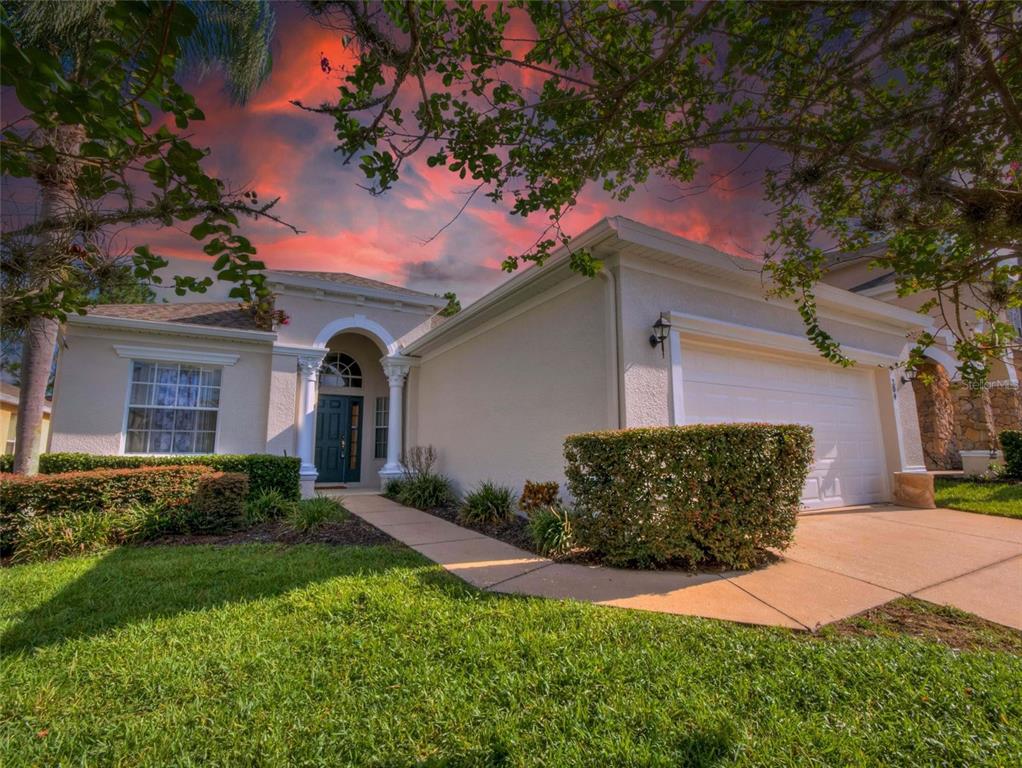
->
[900,366,918,385]
[649,315,671,357]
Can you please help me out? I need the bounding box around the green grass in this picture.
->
[2,545,1020,766]
[935,478,1022,518]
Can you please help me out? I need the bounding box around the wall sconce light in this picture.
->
[649,315,671,357]
[900,367,918,385]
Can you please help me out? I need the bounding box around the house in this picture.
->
[50,217,931,508]
[1,382,51,455]
[822,246,1022,470]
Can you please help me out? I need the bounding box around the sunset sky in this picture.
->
[8,3,778,305]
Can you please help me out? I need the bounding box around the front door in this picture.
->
[315,395,363,483]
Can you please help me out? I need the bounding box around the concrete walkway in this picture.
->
[338,493,1022,631]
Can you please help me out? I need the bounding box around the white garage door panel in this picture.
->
[682,345,887,509]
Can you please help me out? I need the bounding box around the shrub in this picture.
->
[529,506,573,557]
[0,455,11,473]
[184,472,249,534]
[397,473,455,510]
[519,480,560,515]
[459,482,516,525]
[287,496,349,532]
[383,478,407,500]
[1001,430,1022,480]
[244,489,293,525]
[38,453,300,500]
[11,510,116,563]
[402,445,438,479]
[1,465,213,554]
[564,424,815,569]
[113,502,180,541]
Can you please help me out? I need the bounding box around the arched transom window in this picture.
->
[320,352,363,388]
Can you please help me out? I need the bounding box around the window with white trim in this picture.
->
[374,396,388,459]
[125,361,220,453]
[320,352,363,388]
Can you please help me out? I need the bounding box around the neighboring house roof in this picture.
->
[87,302,263,331]
[268,270,446,309]
[0,382,51,413]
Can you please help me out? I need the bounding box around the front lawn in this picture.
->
[935,478,1022,519]
[2,545,1020,766]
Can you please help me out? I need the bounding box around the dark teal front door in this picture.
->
[315,395,363,483]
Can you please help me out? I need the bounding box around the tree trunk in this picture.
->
[12,317,59,474]
[12,123,83,474]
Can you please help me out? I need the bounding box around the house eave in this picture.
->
[403,219,621,356]
[68,314,278,343]
[266,271,447,310]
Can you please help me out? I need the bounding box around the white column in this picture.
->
[297,354,324,497]
[379,355,413,483]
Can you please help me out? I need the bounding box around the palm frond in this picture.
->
[180,0,275,104]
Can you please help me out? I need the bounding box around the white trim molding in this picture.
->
[665,311,901,367]
[312,315,399,355]
[71,314,276,343]
[113,345,240,366]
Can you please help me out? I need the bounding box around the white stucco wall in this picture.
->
[617,259,919,427]
[409,275,613,496]
[50,326,273,456]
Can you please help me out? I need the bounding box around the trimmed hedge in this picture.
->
[185,472,249,534]
[38,453,300,500]
[1001,430,1022,480]
[564,424,815,569]
[0,465,212,555]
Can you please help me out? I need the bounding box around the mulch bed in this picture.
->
[825,597,1022,654]
[423,503,537,552]
[142,516,396,549]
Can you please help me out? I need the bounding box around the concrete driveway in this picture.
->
[342,494,1022,631]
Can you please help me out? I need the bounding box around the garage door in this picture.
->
[681,343,888,509]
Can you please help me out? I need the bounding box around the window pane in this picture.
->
[152,410,175,430]
[127,408,150,430]
[155,385,176,406]
[129,383,151,405]
[201,368,221,387]
[177,386,198,408]
[174,410,196,431]
[173,432,195,453]
[151,431,173,452]
[199,387,220,407]
[156,366,179,385]
[126,431,146,452]
[179,366,201,386]
[133,362,155,383]
[196,411,217,431]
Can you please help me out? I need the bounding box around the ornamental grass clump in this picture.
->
[529,506,574,557]
[564,424,814,569]
[287,497,349,533]
[459,482,516,525]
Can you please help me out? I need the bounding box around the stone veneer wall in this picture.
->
[913,362,1022,469]
[912,363,960,470]
[954,385,1022,452]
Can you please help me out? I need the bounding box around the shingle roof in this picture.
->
[271,270,436,299]
[87,302,263,331]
